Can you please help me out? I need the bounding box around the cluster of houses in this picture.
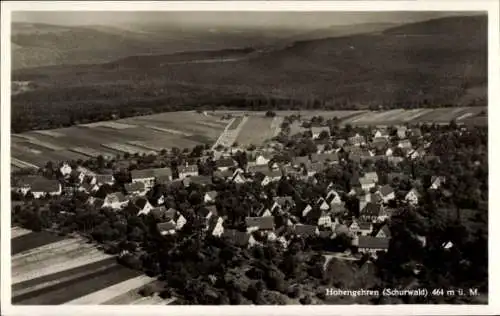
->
[12,124,449,258]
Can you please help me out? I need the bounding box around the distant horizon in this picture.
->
[12,11,484,30]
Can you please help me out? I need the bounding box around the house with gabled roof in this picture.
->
[204,190,218,203]
[131,167,172,190]
[222,229,256,248]
[293,224,319,238]
[398,139,413,149]
[430,176,446,189]
[245,216,275,233]
[254,152,272,166]
[397,126,408,139]
[129,197,154,216]
[354,236,390,257]
[274,196,295,210]
[325,189,342,205]
[150,206,168,221]
[19,177,62,199]
[405,188,420,205]
[348,134,366,146]
[302,204,313,217]
[178,164,199,179]
[157,221,177,235]
[311,126,330,139]
[335,139,347,148]
[103,192,129,209]
[247,164,271,175]
[231,169,248,184]
[124,182,147,196]
[311,152,339,165]
[95,174,115,186]
[198,205,215,220]
[378,185,395,203]
[207,216,225,237]
[292,156,310,168]
[360,203,382,222]
[358,221,374,236]
[188,175,213,186]
[373,129,389,139]
[215,157,236,171]
[258,206,272,217]
[359,177,376,191]
[59,163,72,178]
[364,171,379,184]
[375,224,391,238]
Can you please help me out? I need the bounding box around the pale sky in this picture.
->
[12,11,482,29]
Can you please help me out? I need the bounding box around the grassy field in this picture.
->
[11,228,174,305]
[235,115,279,146]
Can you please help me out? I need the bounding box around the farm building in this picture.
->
[353,235,390,257]
[131,168,172,190]
[215,157,237,171]
[222,229,256,248]
[12,176,62,199]
[103,192,129,209]
[378,185,395,203]
[245,216,275,232]
[178,164,199,179]
[293,224,319,238]
[311,126,330,139]
[360,203,383,222]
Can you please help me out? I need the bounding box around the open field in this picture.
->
[11,111,229,169]
[11,228,175,305]
[235,115,281,146]
[11,107,486,170]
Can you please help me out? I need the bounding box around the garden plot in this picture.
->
[70,147,117,159]
[81,121,137,130]
[13,238,93,269]
[101,143,156,155]
[64,275,156,305]
[12,258,117,299]
[15,265,141,305]
[12,231,66,255]
[32,130,65,138]
[13,248,113,284]
[11,227,32,239]
[11,157,39,169]
[13,134,64,151]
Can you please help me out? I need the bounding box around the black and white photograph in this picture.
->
[0,1,498,315]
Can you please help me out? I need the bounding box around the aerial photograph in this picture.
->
[7,9,488,306]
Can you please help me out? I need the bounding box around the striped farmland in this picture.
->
[11,228,176,305]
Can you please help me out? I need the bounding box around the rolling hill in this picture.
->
[11,15,487,133]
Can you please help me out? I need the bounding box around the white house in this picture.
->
[360,177,376,191]
[431,176,445,189]
[210,217,225,237]
[302,204,313,217]
[204,191,218,203]
[135,199,154,216]
[354,236,390,258]
[59,163,72,178]
[31,180,62,199]
[405,188,420,205]
[385,148,393,157]
[311,126,330,139]
[326,189,342,205]
[131,168,172,190]
[178,164,199,179]
[378,185,395,203]
[255,153,272,165]
[317,212,332,228]
[103,192,129,209]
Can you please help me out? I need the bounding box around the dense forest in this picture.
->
[11,15,487,133]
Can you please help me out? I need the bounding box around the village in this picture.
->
[11,114,466,263]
